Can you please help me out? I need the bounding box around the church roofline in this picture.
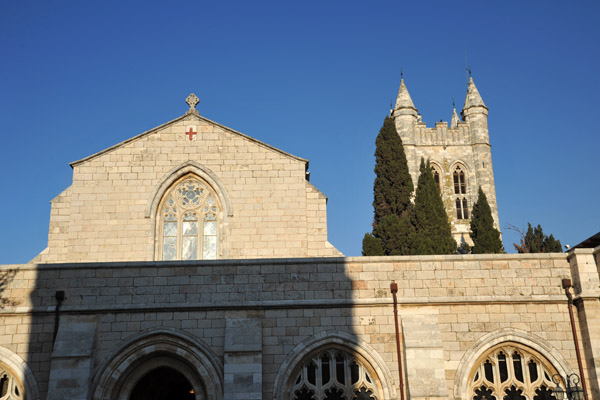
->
[70,113,308,168]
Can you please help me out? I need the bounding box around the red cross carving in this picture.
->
[185,127,197,141]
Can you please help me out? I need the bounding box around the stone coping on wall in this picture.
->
[0,252,572,317]
[1,251,569,271]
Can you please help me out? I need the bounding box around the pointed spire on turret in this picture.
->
[394,79,417,111]
[463,77,487,109]
[450,99,460,128]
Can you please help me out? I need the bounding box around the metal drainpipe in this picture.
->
[562,278,589,400]
[390,282,405,400]
[53,290,65,345]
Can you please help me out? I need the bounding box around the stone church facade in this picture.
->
[0,83,598,400]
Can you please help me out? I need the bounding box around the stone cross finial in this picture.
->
[186,93,200,115]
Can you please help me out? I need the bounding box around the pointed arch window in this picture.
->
[456,197,469,220]
[158,176,221,260]
[290,348,380,400]
[469,343,560,400]
[453,165,467,194]
[430,163,443,192]
[0,367,23,400]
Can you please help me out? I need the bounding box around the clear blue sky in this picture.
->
[1,0,599,263]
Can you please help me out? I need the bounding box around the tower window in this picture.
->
[456,198,469,220]
[430,163,442,192]
[158,176,221,261]
[453,165,467,194]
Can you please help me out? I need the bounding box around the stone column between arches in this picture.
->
[46,315,97,400]
[223,315,263,399]
[401,310,447,400]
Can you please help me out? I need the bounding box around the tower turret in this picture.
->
[461,77,489,145]
[461,76,500,231]
[450,105,460,128]
[393,79,418,145]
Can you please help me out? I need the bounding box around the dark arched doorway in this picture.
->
[129,367,196,400]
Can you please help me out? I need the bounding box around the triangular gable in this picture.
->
[70,113,308,168]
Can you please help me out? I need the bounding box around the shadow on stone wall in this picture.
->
[0,269,16,309]
[21,258,399,400]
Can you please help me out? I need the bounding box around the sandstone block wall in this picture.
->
[36,114,340,263]
[0,253,593,399]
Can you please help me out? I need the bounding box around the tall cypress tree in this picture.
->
[372,116,414,228]
[470,187,504,254]
[413,158,456,254]
[363,115,415,256]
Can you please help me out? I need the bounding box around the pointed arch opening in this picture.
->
[468,342,560,400]
[274,332,395,400]
[92,329,223,400]
[429,161,443,192]
[0,347,38,400]
[454,329,573,400]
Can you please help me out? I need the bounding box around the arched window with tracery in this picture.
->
[290,348,380,400]
[453,164,469,220]
[456,197,469,220]
[158,175,222,260]
[469,343,560,400]
[453,164,467,195]
[430,163,442,192]
[0,366,23,400]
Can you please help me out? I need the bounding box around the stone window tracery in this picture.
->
[290,349,379,400]
[158,176,221,260]
[469,343,559,400]
[430,163,442,192]
[0,367,23,400]
[453,165,467,194]
[456,197,469,220]
[453,164,469,220]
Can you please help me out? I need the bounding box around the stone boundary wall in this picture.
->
[0,253,582,399]
[0,253,570,311]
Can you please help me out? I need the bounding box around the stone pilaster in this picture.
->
[224,316,263,400]
[46,315,97,400]
[568,248,600,399]
[402,311,447,400]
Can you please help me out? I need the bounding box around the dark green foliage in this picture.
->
[543,234,563,252]
[413,158,457,254]
[470,187,504,254]
[362,233,384,256]
[376,214,416,256]
[513,223,563,253]
[363,115,416,256]
[372,116,414,228]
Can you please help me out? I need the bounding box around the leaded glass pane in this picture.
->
[163,237,176,260]
[307,363,316,385]
[183,221,198,236]
[164,222,177,237]
[513,352,523,383]
[182,237,198,260]
[204,220,217,235]
[203,235,217,259]
[528,361,538,383]
[498,352,508,382]
[321,356,330,384]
